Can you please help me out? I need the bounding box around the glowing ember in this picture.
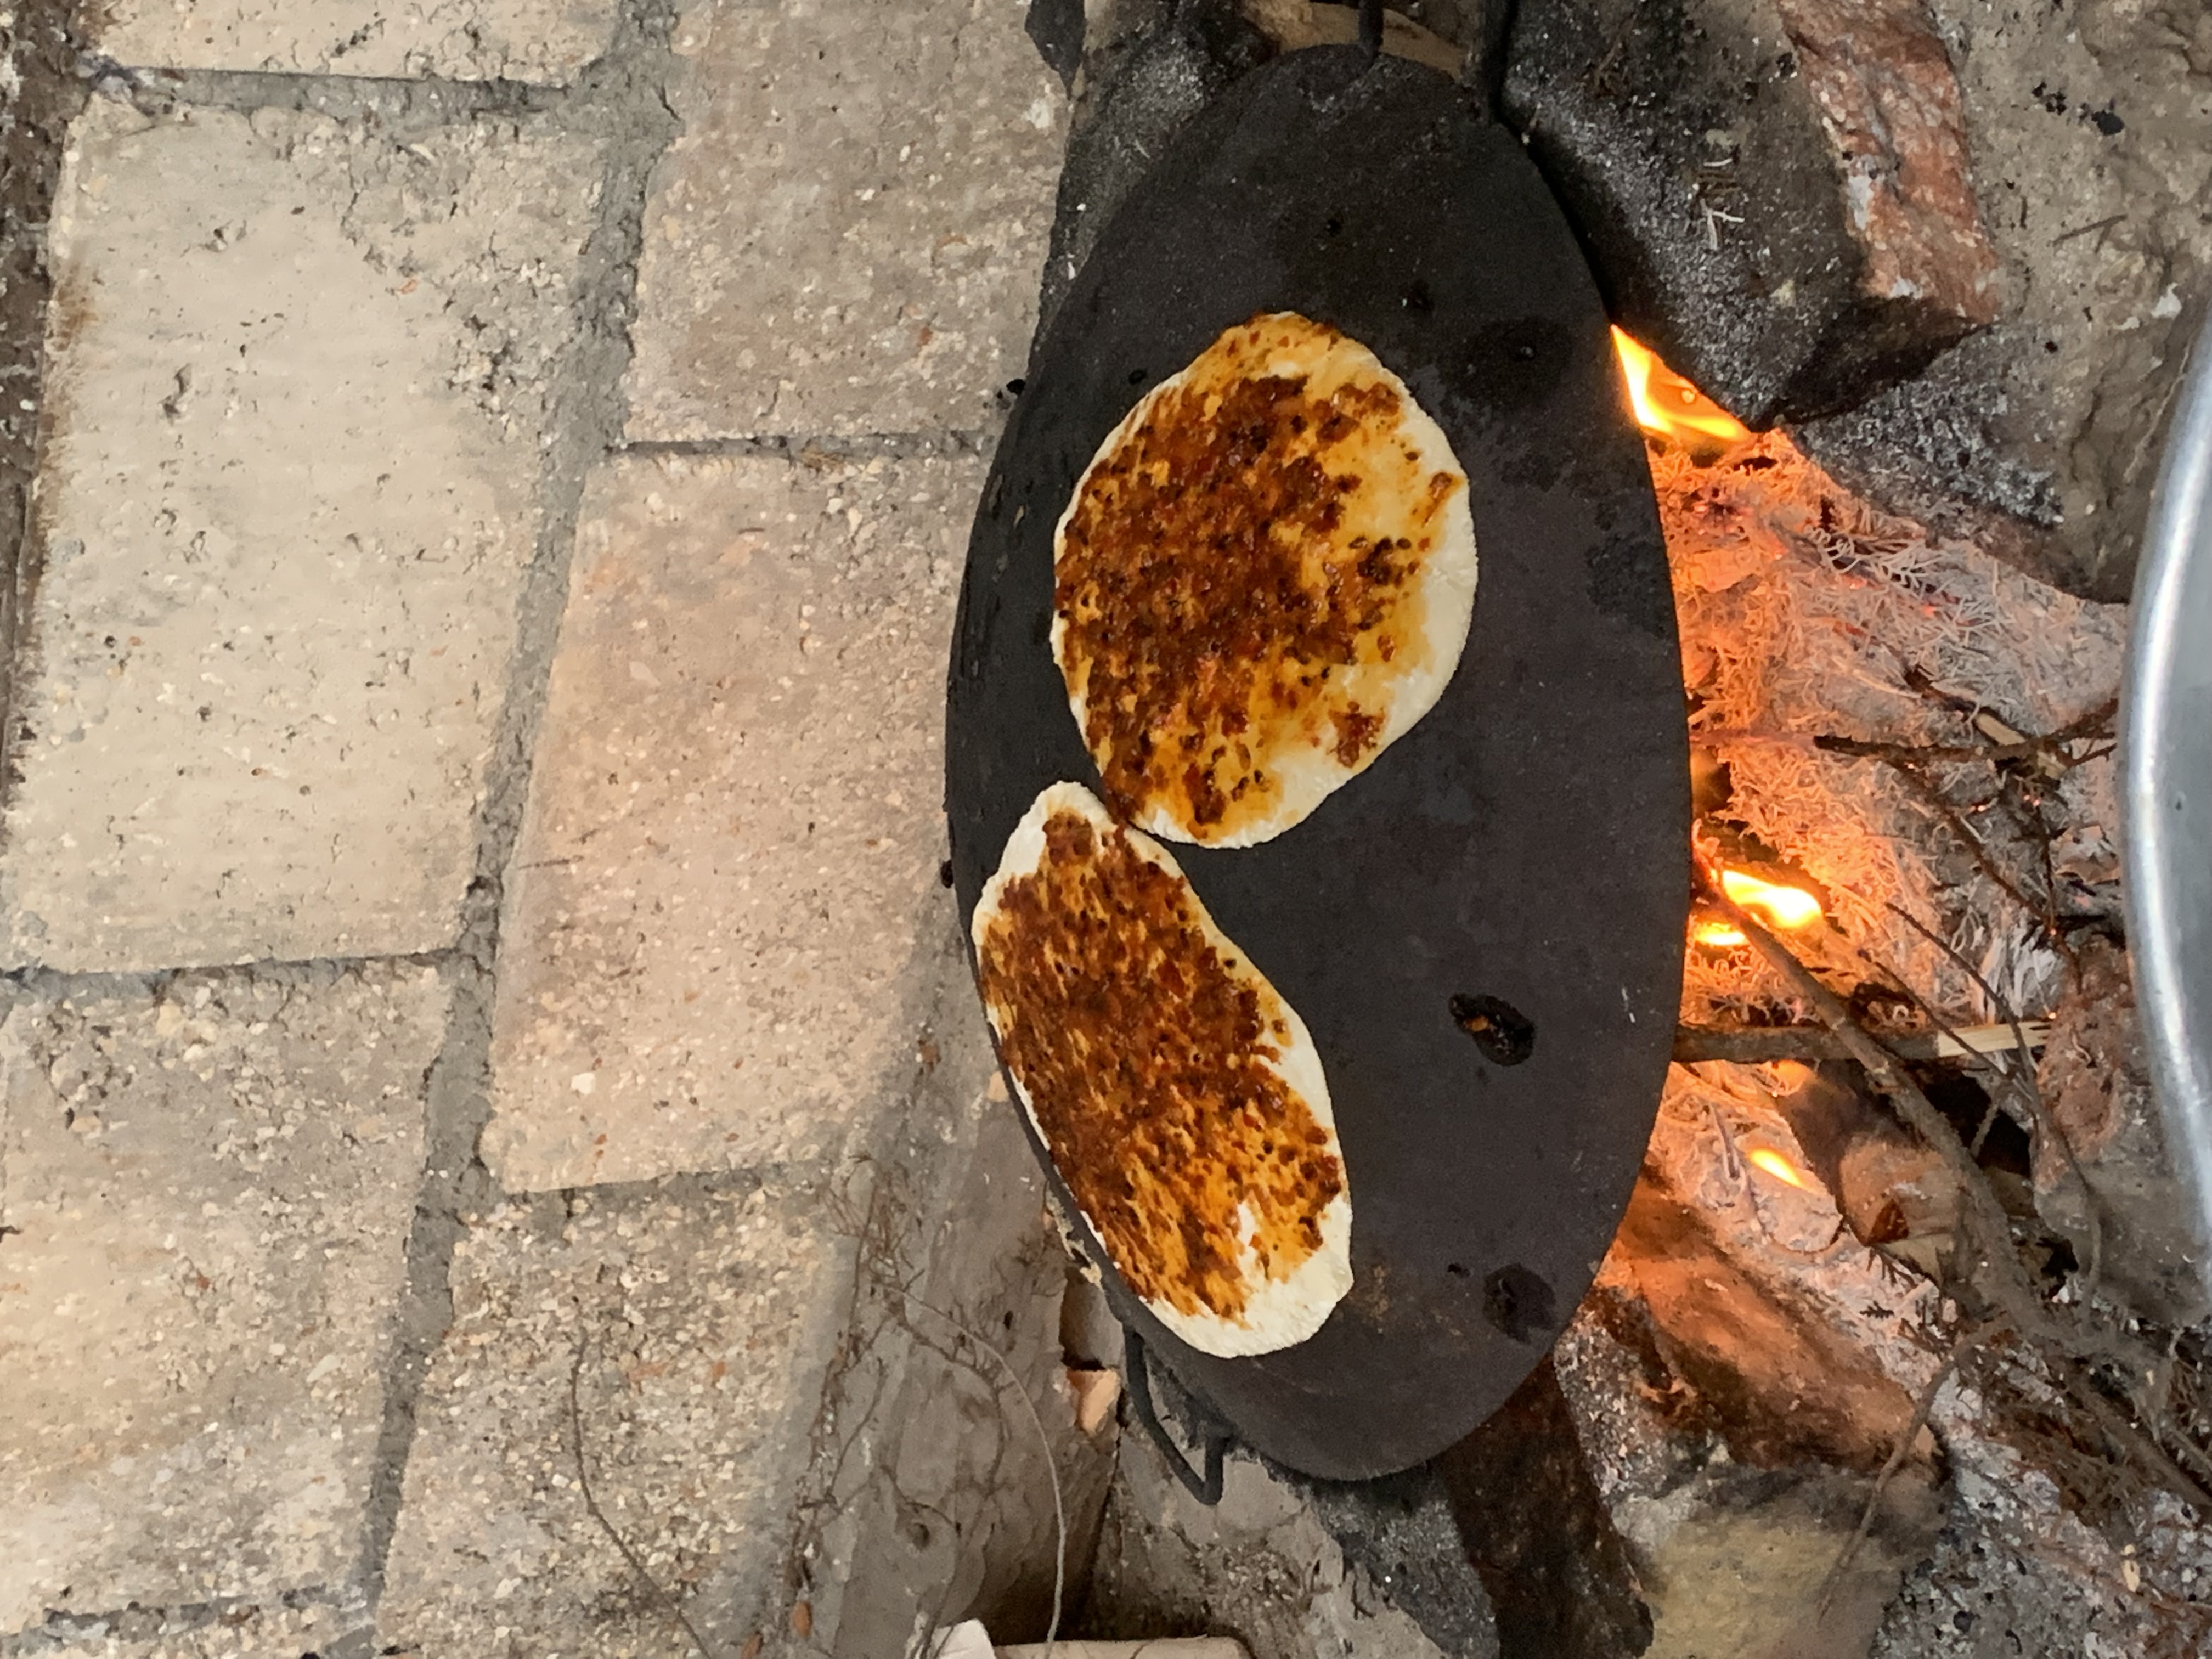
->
[1611,327,1753,450]
[1692,919,1749,949]
[1720,868,1824,931]
[1747,1147,1810,1190]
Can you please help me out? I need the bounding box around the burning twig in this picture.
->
[1695,869,2212,1515]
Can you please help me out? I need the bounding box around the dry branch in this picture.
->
[1695,869,2212,1515]
[1673,1021,2050,1066]
[1811,695,2117,770]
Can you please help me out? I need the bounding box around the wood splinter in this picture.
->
[1672,1020,2052,1066]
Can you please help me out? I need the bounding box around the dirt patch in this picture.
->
[0,0,89,786]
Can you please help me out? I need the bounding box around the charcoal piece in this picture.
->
[1034,0,1276,341]
[1026,0,1087,86]
[1502,0,1999,429]
[1301,1465,1502,1659]
[1437,1356,1652,1659]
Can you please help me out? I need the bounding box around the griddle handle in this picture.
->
[1123,1329,1230,1505]
[1358,0,1384,60]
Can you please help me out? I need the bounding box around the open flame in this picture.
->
[1612,327,1753,450]
[1692,868,1825,948]
[1746,1147,1811,1190]
[1720,868,1823,929]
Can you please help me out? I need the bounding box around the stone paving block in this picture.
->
[0,99,599,972]
[625,0,1065,441]
[481,452,973,1192]
[0,1596,369,1658]
[0,966,443,1636]
[94,0,618,84]
[376,1176,847,1658]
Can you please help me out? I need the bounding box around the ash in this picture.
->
[1564,1057,2212,1654]
[1662,430,2127,1026]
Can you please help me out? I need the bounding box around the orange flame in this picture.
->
[1612,328,1753,449]
[1747,1147,1810,1189]
[1691,868,1822,948]
[1720,868,1824,931]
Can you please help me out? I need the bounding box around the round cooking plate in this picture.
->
[944,46,1689,1480]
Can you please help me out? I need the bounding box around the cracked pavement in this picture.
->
[0,1,1077,1654]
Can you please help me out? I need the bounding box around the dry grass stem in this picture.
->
[898,1288,1068,1659]
[1818,1333,1979,1619]
[569,1330,723,1659]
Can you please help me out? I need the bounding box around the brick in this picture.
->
[1,101,599,970]
[1504,0,2000,426]
[624,0,1064,441]
[1773,0,1998,328]
[482,452,972,1192]
[0,967,442,1635]
[93,0,618,84]
[375,1177,845,1659]
[1795,0,2212,601]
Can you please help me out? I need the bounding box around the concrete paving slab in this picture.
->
[0,966,443,1637]
[624,0,1065,441]
[481,452,974,1192]
[375,1175,847,1659]
[93,0,618,84]
[0,1595,370,1658]
[0,99,599,972]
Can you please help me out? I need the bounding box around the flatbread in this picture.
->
[1052,312,1477,848]
[972,782,1353,1357]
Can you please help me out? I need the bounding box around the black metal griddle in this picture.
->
[944,44,1689,1481]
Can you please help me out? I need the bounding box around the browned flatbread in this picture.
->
[972,782,1352,1357]
[1052,312,1477,847]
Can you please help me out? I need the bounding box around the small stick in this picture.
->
[1672,1022,2049,1066]
[1813,731,2107,769]
[1818,1335,1974,1619]
[2053,213,2128,246]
